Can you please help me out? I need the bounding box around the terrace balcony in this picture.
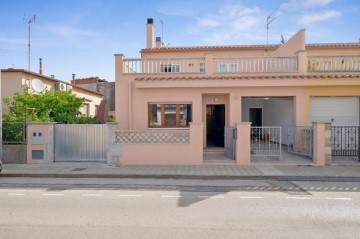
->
[308,55,360,72]
[122,56,299,74]
[121,55,360,75]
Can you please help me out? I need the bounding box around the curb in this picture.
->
[2,173,360,182]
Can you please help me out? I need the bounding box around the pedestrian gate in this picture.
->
[251,127,282,160]
[331,126,360,161]
[287,126,313,158]
[54,124,108,162]
[224,126,236,159]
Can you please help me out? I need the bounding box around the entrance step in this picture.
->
[203,148,224,155]
[203,154,236,165]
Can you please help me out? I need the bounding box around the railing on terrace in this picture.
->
[215,56,298,73]
[123,58,205,74]
[115,129,190,144]
[308,55,360,72]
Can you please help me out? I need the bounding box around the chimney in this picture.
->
[156,37,161,48]
[39,58,42,75]
[71,74,76,84]
[146,18,154,49]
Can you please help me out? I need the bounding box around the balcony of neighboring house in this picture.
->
[307,55,360,72]
[122,56,299,75]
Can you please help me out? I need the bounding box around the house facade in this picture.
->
[114,18,360,165]
[1,69,104,117]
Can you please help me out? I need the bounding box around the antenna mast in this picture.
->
[266,7,279,53]
[160,18,164,46]
[27,15,36,71]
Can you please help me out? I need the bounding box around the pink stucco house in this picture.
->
[114,18,360,165]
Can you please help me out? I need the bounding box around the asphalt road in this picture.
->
[0,178,359,239]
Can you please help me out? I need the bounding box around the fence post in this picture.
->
[358,126,360,162]
[235,122,251,165]
[313,122,332,166]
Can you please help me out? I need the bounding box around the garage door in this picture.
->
[310,97,359,126]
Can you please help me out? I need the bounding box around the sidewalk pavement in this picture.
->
[1,162,360,181]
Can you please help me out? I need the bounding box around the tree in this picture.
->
[3,87,86,123]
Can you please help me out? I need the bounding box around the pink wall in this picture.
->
[119,123,203,165]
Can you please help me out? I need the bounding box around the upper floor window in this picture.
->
[199,63,205,73]
[219,63,238,72]
[161,64,180,73]
[148,103,192,128]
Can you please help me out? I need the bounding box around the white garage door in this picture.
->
[310,97,359,126]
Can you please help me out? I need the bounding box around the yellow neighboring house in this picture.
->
[1,68,104,117]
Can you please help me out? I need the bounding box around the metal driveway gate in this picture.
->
[224,126,236,160]
[251,127,281,160]
[287,126,313,158]
[55,124,107,162]
[331,126,360,161]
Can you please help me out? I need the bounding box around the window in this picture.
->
[95,105,99,116]
[80,104,89,116]
[218,63,238,72]
[148,103,192,128]
[160,64,180,73]
[199,63,205,73]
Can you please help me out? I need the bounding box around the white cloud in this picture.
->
[40,24,96,38]
[302,0,334,7]
[299,10,341,24]
[192,4,264,45]
[0,37,27,45]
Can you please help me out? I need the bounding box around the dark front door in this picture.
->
[249,108,262,126]
[206,104,225,147]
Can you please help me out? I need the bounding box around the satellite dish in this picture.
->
[31,79,46,93]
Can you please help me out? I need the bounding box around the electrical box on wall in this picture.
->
[31,131,44,144]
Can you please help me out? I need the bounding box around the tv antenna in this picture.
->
[159,18,164,46]
[266,6,279,49]
[27,15,36,71]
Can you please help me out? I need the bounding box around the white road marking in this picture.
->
[118,194,143,197]
[285,197,310,200]
[42,193,64,196]
[325,198,352,201]
[240,196,264,199]
[8,193,25,196]
[82,194,104,197]
[160,195,183,198]
[353,187,358,190]
[197,195,224,199]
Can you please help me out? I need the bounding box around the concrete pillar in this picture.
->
[313,122,332,166]
[27,123,55,164]
[235,122,251,165]
[296,50,308,74]
[204,53,214,76]
[190,122,204,164]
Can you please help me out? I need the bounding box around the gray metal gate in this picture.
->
[331,126,360,161]
[287,126,313,158]
[251,127,282,160]
[54,124,108,162]
[224,126,236,159]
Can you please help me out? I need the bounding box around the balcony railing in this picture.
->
[308,55,360,72]
[123,58,205,74]
[215,56,298,73]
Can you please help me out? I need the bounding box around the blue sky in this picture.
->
[0,0,359,82]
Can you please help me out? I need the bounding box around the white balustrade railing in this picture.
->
[123,58,205,74]
[215,56,298,73]
[308,55,360,72]
[115,129,190,144]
